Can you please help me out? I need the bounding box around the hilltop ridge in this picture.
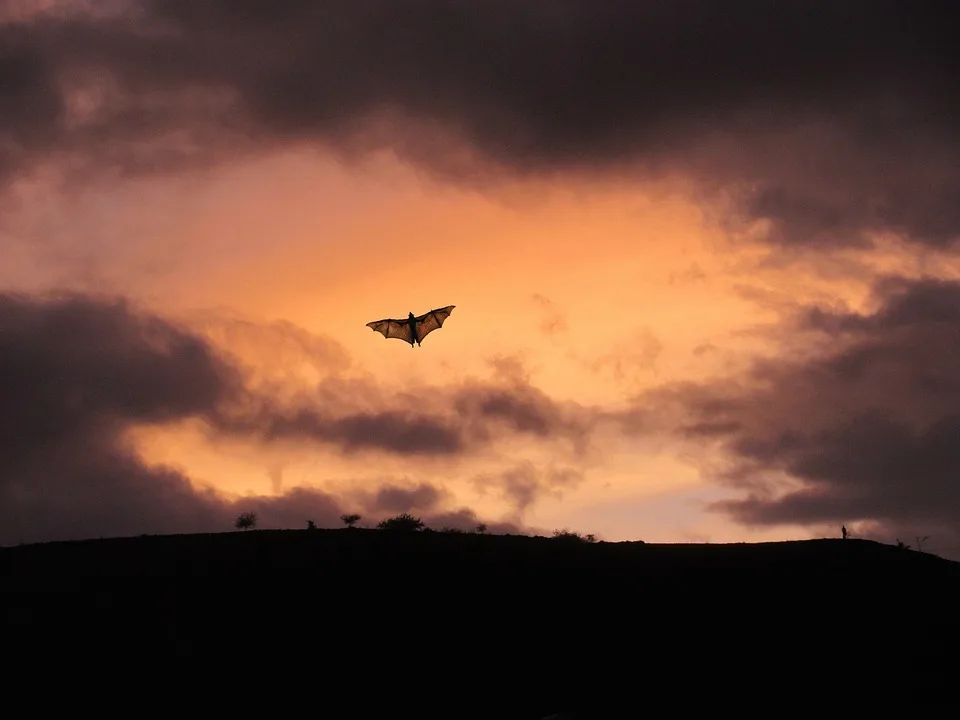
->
[3,529,958,580]
[4,531,958,716]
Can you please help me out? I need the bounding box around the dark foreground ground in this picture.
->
[3,530,960,716]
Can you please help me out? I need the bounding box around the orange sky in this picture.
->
[5,146,924,543]
[6,0,960,558]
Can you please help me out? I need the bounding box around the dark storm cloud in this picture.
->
[0,293,578,543]
[802,276,960,333]
[645,276,960,557]
[2,1,960,247]
[0,291,240,459]
[215,403,467,456]
[0,26,60,161]
[0,291,347,544]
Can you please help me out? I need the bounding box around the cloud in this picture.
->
[208,355,598,460]
[450,370,597,458]
[331,481,531,533]
[231,486,345,532]
[472,460,586,515]
[0,291,585,543]
[358,482,449,515]
[267,463,284,495]
[214,402,467,456]
[1,291,600,462]
[0,290,243,543]
[2,1,959,248]
[421,508,526,536]
[0,291,240,451]
[644,276,960,558]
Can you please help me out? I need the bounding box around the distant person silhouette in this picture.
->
[841,525,847,540]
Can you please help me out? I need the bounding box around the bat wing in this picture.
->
[414,305,456,343]
[365,318,414,345]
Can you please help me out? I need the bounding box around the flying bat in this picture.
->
[366,305,456,347]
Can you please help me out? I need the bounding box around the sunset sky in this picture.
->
[3,1,960,558]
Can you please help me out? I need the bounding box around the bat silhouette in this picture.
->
[366,305,456,347]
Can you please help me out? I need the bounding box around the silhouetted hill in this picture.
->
[3,531,959,717]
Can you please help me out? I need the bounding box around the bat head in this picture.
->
[408,312,415,320]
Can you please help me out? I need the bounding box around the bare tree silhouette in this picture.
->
[235,512,257,531]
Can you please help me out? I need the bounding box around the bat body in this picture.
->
[366,305,456,347]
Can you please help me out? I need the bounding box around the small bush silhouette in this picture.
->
[341,513,361,528]
[438,526,466,534]
[235,512,257,531]
[476,523,488,534]
[306,520,317,530]
[552,529,596,543]
[377,513,425,532]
